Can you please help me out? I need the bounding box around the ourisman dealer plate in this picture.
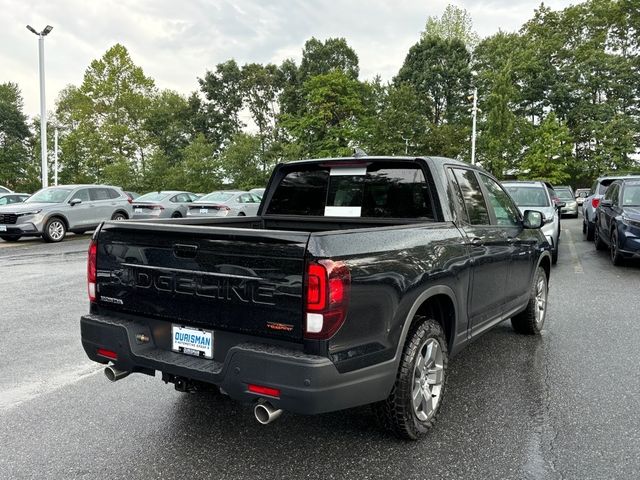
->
[171,325,213,359]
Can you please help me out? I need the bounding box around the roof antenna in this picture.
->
[353,147,367,158]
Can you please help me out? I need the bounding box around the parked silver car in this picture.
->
[575,188,590,205]
[131,191,199,219]
[0,193,30,205]
[554,186,578,217]
[503,181,561,264]
[186,190,261,217]
[0,185,132,243]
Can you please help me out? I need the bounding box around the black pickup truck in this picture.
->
[81,156,551,439]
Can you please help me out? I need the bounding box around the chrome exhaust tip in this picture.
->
[104,365,130,382]
[254,400,283,425]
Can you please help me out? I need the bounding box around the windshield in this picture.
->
[198,191,235,203]
[136,192,170,202]
[503,185,550,207]
[555,190,574,201]
[622,184,640,206]
[25,188,72,204]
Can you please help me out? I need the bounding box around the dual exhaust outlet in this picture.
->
[104,366,283,424]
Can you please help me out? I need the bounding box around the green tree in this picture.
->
[396,36,472,126]
[299,37,359,81]
[0,82,33,190]
[221,133,267,189]
[282,70,366,158]
[423,4,480,50]
[55,44,156,189]
[521,112,573,183]
[197,60,245,150]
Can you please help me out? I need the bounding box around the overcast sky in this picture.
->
[1,0,575,117]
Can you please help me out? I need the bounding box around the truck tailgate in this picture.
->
[94,222,310,341]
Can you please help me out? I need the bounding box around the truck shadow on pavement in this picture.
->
[157,322,553,478]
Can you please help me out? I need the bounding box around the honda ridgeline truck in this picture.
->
[81,156,551,439]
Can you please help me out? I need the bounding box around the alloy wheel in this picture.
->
[48,221,65,241]
[534,273,547,327]
[412,338,444,422]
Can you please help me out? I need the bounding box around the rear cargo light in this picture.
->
[304,260,351,340]
[248,384,281,398]
[97,348,117,361]
[592,198,600,209]
[87,239,97,302]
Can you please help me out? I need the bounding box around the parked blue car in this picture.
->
[594,178,640,265]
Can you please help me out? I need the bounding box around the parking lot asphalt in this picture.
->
[1,217,639,480]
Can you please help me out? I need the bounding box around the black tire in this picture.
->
[610,230,624,266]
[594,225,606,251]
[585,221,595,241]
[237,212,246,216]
[573,212,579,219]
[551,248,558,265]
[42,217,67,243]
[171,212,182,218]
[111,211,128,221]
[582,220,587,234]
[511,267,548,335]
[0,235,21,242]
[373,317,448,440]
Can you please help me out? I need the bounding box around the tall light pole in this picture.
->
[470,87,478,166]
[26,24,53,189]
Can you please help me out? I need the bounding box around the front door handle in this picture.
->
[469,237,483,247]
[505,236,515,244]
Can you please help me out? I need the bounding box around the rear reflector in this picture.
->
[97,348,118,360]
[248,384,281,398]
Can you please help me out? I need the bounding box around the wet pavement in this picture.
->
[1,218,639,479]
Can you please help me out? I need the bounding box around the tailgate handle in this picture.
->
[173,243,199,259]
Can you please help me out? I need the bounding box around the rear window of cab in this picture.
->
[265,162,435,219]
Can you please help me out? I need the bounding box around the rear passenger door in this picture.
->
[448,167,511,334]
[89,187,115,223]
[239,193,260,215]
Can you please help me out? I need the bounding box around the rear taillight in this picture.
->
[305,260,350,340]
[592,198,600,209]
[88,239,97,302]
[151,205,165,211]
[127,197,132,204]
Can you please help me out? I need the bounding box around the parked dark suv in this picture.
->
[593,178,640,265]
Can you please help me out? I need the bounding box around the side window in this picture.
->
[478,175,520,226]
[170,195,178,203]
[174,193,190,203]
[452,169,490,225]
[446,168,469,224]
[188,194,199,202]
[605,184,618,204]
[239,194,254,203]
[250,193,262,203]
[0,197,7,205]
[107,189,121,200]
[90,188,111,201]
[75,189,91,202]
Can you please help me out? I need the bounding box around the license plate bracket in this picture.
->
[171,325,213,359]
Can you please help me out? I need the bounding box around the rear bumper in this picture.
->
[81,314,395,415]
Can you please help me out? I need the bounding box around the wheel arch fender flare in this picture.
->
[393,285,458,366]
[43,213,70,231]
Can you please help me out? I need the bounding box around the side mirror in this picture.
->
[523,210,544,229]
[558,201,566,208]
[69,198,82,206]
[600,198,612,208]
